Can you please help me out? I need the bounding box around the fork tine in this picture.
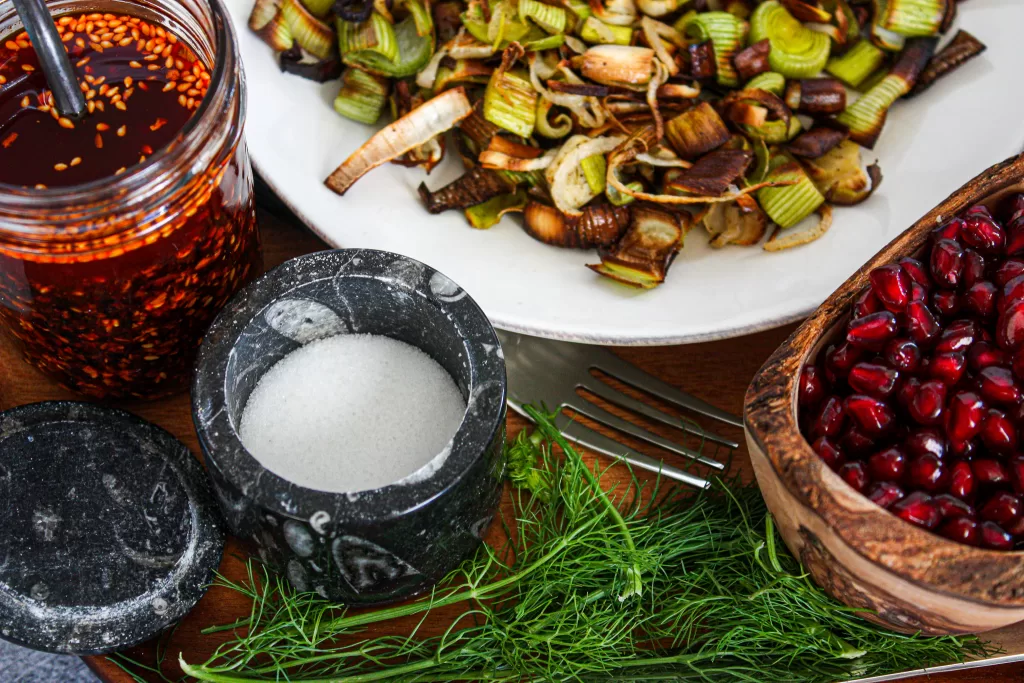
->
[568,400,726,471]
[579,378,739,449]
[591,350,743,428]
[554,413,711,489]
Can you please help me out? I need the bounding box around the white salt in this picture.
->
[238,334,466,493]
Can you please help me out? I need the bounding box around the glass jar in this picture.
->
[0,0,261,399]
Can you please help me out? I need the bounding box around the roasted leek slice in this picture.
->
[588,205,684,288]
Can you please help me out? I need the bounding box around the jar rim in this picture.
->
[0,0,243,205]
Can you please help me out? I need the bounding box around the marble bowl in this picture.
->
[192,249,507,605]
[745,154,1024,636]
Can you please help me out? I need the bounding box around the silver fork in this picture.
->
[497,330,742,490]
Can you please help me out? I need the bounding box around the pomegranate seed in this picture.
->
[899,257,931,288]
[945,391,986,441]
[962,207,1006,254]
[898,376,921,412]
[935,320,977,353]
[845,394,895,437]
[965,281,997,319]
[825,342,862,382]
[892,491,941,529]
[997,299,1024,350]
[813,395,846,438]
[929,352,966,386]
[949,460,975,500]
[910,282,928,303]
[935,494,975,519]
[972,458,1009,486]
[839,426,874,457]
[1000,275,1024,314]
[1006,228,1024,258]
[868,482,905,508]
[848,362,899,399]
[980,521,1014,549]
[931,290,961,319]
[847,311,899,350]
[799,366,827,410]
[884,338,921,373]
[968,341,1009,372]
[904,301,941,345]
[1006,194,1024,221]
[904,428,945,460]
[948,438,977,459]
[868,447,906,482]
[930,239,964,289]
[939,517,980,545]
[932,218,963,242]
[869,264,911,313]
[962,249,986,287]
[980,491,1021,526]
[1013,349,1024,382]
[981,409,1018,453]
[908,379,946,426]
[852,287,882,318]
[977,366,1022,404]
[995,259,1024,287]
[908,454,949,493]
[1010,455,1024,495]
[812,436,844,469]
[839,461,870,493]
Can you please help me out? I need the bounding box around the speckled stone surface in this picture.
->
[0,640,96,682]
[193,249,507,605]
[0,402,225,655]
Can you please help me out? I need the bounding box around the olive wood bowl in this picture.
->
[745,153,1024,636]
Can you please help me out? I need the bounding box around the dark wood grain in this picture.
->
[0,209,1020,682]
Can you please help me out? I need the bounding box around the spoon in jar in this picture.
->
[11,0,86,118]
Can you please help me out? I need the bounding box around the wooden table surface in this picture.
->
[1,209,1021,683]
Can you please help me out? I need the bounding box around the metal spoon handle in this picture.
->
[11,0,86,118]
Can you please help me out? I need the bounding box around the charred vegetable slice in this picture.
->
[703,199,768,247]
[338,12,397,61]
[910,30,987,96]
[576,45,656,87]
[786,126,847,158]
[803,139,882,205]
[588,205,684,288]
[484,68,538,137]
[250,0,295,52]
[420,166,516,213]
[875,0,946,38]
[734,39,772,81]
[750,1,830,78]
[343,2,435,77]
[757,154,825,228]
[519,0,568,34]
[668,149,753,196]
[523,200,631,248]
[281,0,334,59]
[579,16,633,44]
[665,102,731,160]
[784,77,846,114]
[280,47,343,81]
[686,11,748,87]
[465,190,529,229]
[547,134,626,215]
[535,98,573,138]
[826,39,886,88]
[745,70,785,95]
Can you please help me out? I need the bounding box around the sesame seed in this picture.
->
[119,37,133,47]
[100,31,113,41]
[124,76,133,87]
[165,55,173,68]
[96,122,110,131]
[89,42,103,52]
[106,86,119,97]
[177,82,189,92]
[34,184,46,189]
[87,100,95,114]
[4,41,18,51]
[100,40,113,48]
[150,118,167,131]
[129,60,142,68]
[178,94,186,106]
[94,76,105,84]
[144,53,158,61]
[2,132,17,148]
[86,89,96,99]
[70,157,82,167]
[38,105,51,113]
[139,155,147,163]
[54,163,68,171]
[58,117,75,129]
[61,32,73,43]
[117,125,126,136]
[19,95,28,107]
[186,97,194,108]
[148,64,160,71]
[76,57,90,67]
[114,101,126,111]
[75,37,85,48]
[162,81,176,92]
[98,84,108,95]
[95,133,103,148]
[0,75,6,84]
[137,82,149,91]
[21,64,34,72]
[115,167,126,175]
[95,101,104,111]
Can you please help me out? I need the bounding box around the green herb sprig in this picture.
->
[178,407,993,682]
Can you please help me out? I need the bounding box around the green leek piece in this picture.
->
[465,190,529,229]
[523,31,565,50]
[535,99,572,138]
[672,9,697,34]
[826,39,886,88]
[686,11,748,87]
[579,16,633,45]
[519,0,568,34]
[434,60,494,90]
[750,1,831,78]
[299,0,332,19]
[875,0,945,37]
[607,181,640,206]
[581,155,607,194]
[836,72,907,147]
[338,12,398,62]
[565,0,592,24]
[281,0,334,59]
[484,68,538,137]
[745,71,785,96]
[342,3,435,78]
[750,137,770,184]
[637,0,687,18]
[758,156,825,229]
[859,67,890,92]
[870,19,906,51]
[499,169,544,187]
[333,68,390,124]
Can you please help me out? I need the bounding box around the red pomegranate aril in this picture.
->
[935,320,977,353]
[908,453,949,493]
[980,491,1021,525]
[997,299,1024,350]
[965,281,997,319]
[931,290,961,319]
[1010,456,1024,495]
[910,282,927,303]
[1013,349,1024,382]
[884,338,921,373]
[980,409,1018,453]
[899,257,932,289]
[812,436,844,469]
[868,482,905,508]
[848,362,899,399]
[929,352,967,386]
[904,428,945,460]
[868,447,906,482]
[977,366,1022,404]
[962,250,986,287]
[980,521,1014,550]
[932,217,963,242]
[799,365,827,410]
[939,517,980,545]
[839,426,874,457]
[847,311,899,350]
[930,239,964,289]
[892,491,941,529]
[949,460,975,500]
[908,379,946,426]
[897,376,921,412]
[825,342,863,382]
[961,208,1006,254]
[947,438,977,459]
[968,341,1008,372]
[1000,275,1024,315]
[869,264,911,313]
[853,287,882,318]
[945,390,986,441]
[972,458,1009,486]
[904,301,941,344]
[1006,194,1024,221]
[845,394,895,437]
[814,395,846,438]
[839,461,870,493]
[934,494,975,519]
[1006,224,1024,256]
[995,259,1024,287]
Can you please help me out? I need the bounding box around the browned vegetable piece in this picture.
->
[418,166,514,213]
[432,1,463,42]
[780,0,830,22]
[787,127,848,158]
[802,139,882,206]
[703,200,768,247]
[547,81,611,97]
[522,201,631,248]
[278,47,342,82]
[688,41,717,81]
[664,102,731,160]
[733,39,771,81]
[910,30,987,97]
[939,0,957,34]
[668,149,753,195]
[891,37,940,90]
[784,78,846,115]
[722,88,791,128]
[458,103,503,152]
[588,205,685,288]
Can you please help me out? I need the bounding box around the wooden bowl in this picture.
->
[745,153,1024,636]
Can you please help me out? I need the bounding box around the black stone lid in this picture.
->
[0,402,224,655]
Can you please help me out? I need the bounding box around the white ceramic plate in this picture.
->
[227,0,1024,345]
